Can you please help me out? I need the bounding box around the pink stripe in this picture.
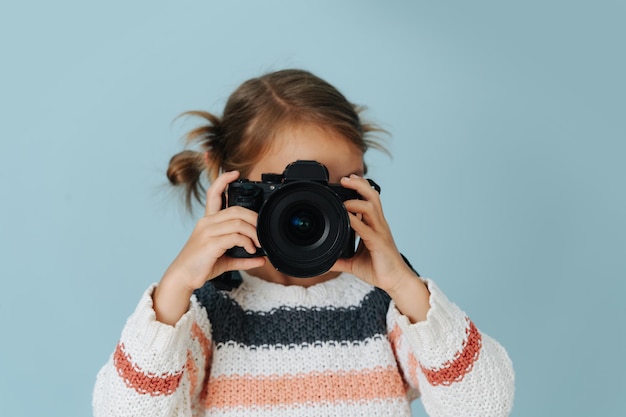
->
[205,366,406,409]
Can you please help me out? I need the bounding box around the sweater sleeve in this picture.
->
[93,284,213,417]
[387,279,515,417]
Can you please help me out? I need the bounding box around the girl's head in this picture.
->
[167,69,387,209]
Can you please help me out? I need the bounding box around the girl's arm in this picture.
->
[332,174,432,322]
[94,170,264,415]
[93,286,213,417]
[388,278,515,416]
[153,170,265,326]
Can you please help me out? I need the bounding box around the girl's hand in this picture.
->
[331,175,431,322]
[154,171,266,324]
[330,175,411,291]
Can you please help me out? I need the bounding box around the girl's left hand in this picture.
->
[330,174,415,293]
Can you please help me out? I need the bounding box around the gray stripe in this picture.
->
[194,280,391,348]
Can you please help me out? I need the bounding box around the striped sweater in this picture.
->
[93,272,514,416]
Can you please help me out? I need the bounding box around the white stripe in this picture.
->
[230,272,377,312]
[206,398,412,417]
[210,337,398,378]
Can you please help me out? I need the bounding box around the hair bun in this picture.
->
[166,150,206,208]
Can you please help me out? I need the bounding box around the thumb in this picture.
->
[220,257,267,274]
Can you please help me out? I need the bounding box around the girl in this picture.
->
[93,69,515,416]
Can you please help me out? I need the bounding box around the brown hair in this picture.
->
[167,69,388,210]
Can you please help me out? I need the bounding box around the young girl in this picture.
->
[93,69,515,416]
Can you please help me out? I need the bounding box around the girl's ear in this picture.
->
[203,151,210,167]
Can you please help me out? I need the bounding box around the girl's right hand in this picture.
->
[153,171,266,325]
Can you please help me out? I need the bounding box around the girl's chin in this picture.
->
[246,263,340,287]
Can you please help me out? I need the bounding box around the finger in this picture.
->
[204,207,260,247]
[205,218,261,249]
[226,234,261,256]
[219,256,266,274]
[347,211,376,241]
[206,231,261,257]
[207,206,259,229]
[344,199,374,216]
[344,200,383,229]
[205,170,240,216]
[341,175,381,204]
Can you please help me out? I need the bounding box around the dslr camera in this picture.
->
[226,160,379,277]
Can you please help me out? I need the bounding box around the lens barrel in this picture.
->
[257,181,352,277]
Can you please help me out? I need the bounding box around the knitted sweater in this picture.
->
[93,272,514,416]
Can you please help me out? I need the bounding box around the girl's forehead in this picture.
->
[249,124,364,181]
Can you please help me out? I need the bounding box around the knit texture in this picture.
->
[93,273,515,416]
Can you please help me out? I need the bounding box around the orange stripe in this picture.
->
[186,350,198,397]
[114,342,183,396]
[191,322,212,367]
[389,323,420,389]
[420,318,482,386]
[190,321,213,404]
[407,351,420,387]
[205,366,405,409]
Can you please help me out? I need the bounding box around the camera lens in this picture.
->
[257,181,352,277]
[284,207,325,246]
[290,214,311,233]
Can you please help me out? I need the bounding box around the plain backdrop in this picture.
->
[1,1,624,416]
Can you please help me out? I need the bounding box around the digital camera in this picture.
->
[226,160,379,278]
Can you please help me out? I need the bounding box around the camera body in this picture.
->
[226,160,368,277]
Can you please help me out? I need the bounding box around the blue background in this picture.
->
[1,1,624,416]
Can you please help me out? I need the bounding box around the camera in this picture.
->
[226,160,379,278]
